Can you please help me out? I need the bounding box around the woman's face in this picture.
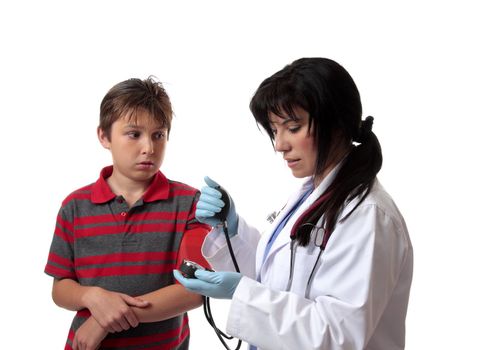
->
[269,107,317,180]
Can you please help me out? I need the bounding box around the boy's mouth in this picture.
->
[137,161,155,169]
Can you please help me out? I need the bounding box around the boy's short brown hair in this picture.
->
[99,76,173,139]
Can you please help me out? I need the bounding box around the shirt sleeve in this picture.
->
[184,192,210,231]
[44,206,77,280]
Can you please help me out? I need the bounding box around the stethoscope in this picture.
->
[271,191,333,299]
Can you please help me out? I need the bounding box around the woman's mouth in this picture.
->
[286,159,300,168]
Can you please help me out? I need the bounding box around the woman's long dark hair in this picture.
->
[250,58,382,246]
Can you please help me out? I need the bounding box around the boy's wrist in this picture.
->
[80,285,102,309]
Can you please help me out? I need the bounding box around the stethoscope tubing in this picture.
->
[286,234,326,299]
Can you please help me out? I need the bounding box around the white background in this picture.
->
[1,0,478,348]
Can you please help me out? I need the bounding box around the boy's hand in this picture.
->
[83,287,150,333]
[72,316,108,350]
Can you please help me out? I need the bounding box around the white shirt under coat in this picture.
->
[201,165,413,350]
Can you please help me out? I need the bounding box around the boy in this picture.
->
[45,77,210,350]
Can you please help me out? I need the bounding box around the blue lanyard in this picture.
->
[262,188,313,264]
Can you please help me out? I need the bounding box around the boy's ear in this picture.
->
[97,127,111,150]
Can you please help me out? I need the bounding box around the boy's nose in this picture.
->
[141,139,155,154]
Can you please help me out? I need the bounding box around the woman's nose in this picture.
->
[274,133,290,153]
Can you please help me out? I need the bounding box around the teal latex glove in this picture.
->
[173,269,242,299]
[196,176,239,236]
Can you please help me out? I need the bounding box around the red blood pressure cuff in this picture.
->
[175,226,211,283]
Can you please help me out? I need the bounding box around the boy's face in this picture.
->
[98,109,168,185]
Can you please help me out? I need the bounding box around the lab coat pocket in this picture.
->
[289,244,323,297]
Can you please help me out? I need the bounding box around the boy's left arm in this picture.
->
[130,284,203,323]
[133,224,211,322]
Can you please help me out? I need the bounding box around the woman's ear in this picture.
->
[97,127,111,150]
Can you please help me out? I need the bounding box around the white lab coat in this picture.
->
[202,166,413,350]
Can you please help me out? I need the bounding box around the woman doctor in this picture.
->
[174,57,413,350]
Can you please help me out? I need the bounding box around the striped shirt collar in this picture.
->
[91,165,170,204]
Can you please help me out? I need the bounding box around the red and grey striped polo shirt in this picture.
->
[45,166,210,350]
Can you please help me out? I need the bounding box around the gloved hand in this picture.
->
[196,176,239,236]
[173,269,242,299]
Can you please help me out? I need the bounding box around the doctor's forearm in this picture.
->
[132,284,203,323]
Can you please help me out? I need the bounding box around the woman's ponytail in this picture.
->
[295,117,382,246]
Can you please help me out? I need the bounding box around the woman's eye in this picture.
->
[289,126,301,133]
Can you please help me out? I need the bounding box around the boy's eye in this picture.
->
[127,131,140,138]
[153,131,166,140]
